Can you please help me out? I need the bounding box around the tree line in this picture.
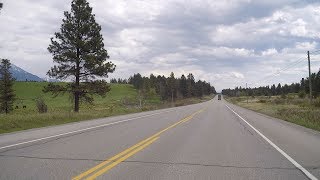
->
[124,72,216,101]
[110,78,128,84]
[222,69,320,98]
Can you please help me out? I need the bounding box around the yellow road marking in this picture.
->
[85,137,159,180]
[72,135,158,180]
[182,109,205,123]
[72,108,205,180]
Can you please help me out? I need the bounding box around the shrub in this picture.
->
[298,91,306,99]
[108,104,115,113]
[121,96,135,106]
[313,97,320,108]
[287,95,294,100]
[281,93,287,99]
[35,97,48,113]
[259,99,267,103]
[175,101,185,107]
[141,105,154,111]
[273,98,285,104]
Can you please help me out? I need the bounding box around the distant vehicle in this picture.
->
[218,94,221,100]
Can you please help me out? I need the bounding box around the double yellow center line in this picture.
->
[72,108,205,180]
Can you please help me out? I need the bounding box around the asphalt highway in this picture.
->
[0,96,319,179]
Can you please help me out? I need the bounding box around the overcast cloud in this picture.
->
[1,0,320,91]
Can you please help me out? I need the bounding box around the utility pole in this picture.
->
[246,83,248,104]
[171,90,174,107]
[308,51,312,103]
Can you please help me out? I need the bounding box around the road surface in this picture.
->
[0,96,319,179]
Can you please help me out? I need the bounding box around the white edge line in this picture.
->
[225,104,318,180]
[0,109,175,151]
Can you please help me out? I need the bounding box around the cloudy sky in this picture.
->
[1,0,320,91]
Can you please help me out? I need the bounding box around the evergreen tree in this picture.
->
[167,72,176,102]
[179,74,187,97]
[315,71,320,95]
[110,78,117,83]
[130,73,143,89]
[149,74,156,87]
[187,73,195,97]
[159,75,168,100]
[44,0,115,112]
[195,80,203,97]
[276,83,282,95]
[0,59,15,114]
[271,84,276,96]
[142,77,151,93]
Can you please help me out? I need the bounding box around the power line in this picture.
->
[247,50,318,87]
[248,57,307,86]
[310,49,320,54]
[227,49,320,88]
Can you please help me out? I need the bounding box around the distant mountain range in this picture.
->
[10,64,44,81]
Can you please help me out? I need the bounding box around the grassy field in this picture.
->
[0,82,214,134]
[226,95,320,131]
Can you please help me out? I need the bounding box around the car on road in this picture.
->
[218,94,221,100]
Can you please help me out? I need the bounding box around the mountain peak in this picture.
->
[10,64,44,82]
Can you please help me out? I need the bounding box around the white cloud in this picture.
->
[210,5,320,47]
[262,48,278,56]
[0,0,320,91]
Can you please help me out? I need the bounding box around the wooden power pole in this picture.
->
[308,51,312,103]
[246,83,248,104]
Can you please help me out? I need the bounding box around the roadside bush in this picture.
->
[35,97,48,113]
[281,93,287,99]
[174,101,185,107]
[259,99,267,103]
[290,98,308,107]
[108,104,115,113]
[273,98,285,105]
[121,96,135,106]
[313,97,320,108]
[141,105,154,111]
[298,91,306,99]
[287,95,294,100]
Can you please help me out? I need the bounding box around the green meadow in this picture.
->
[0,82,213,134]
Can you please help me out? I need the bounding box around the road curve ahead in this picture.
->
[0,96,319,179]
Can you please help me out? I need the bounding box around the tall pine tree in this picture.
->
[187,73,195,97]
[179,74,187,97]
[0,59,15,114]
[167,72,176,103]
[45,0,115,112]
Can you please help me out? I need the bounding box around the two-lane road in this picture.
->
[0,96,319,179]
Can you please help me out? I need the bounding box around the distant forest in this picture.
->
[110,73,216,100]
[222,69,320,97]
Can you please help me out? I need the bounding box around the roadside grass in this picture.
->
[0,82,214,134]
[226,95,320,131]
